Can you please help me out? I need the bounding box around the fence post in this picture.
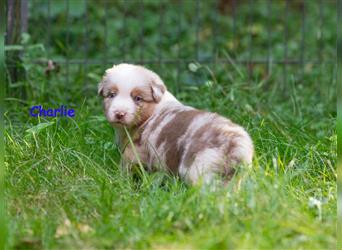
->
[6,0,28,44]
[5,0,28,89]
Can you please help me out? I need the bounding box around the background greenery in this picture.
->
[5,0,336,249]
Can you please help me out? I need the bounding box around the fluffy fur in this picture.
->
[98,64,254,185]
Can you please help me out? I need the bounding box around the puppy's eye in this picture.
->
[108,92,116,98]
[134,96,143,102]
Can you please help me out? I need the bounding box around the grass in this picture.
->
[5,62,336,249]
[5,1,336,249]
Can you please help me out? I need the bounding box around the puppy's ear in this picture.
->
[150,82,165,103]
[98,80,104,96]
[98,70,110,96]
[150,76,166,103]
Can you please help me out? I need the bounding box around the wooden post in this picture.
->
[5,0,28,87]
[6,0,28,44]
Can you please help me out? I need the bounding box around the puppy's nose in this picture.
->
[115,111,126,120]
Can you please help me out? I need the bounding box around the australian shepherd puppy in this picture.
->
[98,64,253,185]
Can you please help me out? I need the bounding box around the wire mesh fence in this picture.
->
[5,0,337,97]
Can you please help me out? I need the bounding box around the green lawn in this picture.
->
[5,1,336,249]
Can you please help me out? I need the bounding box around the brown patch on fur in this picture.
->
[101,83,118,97]
[220,130,242,158]
[225,137,238,156]
[224,134,243,165]
[130,86,159,127]
[155,110,203,173]
[135,102,157,127]
[147,109,175,132]
[131,86,155,102]
[133,64,166,102]
[221,133,245,183]
[183,124,223,167]
[182,125,243,181]
[221,132,244,180]
[109,85,118,93]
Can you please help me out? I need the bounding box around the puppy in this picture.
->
[98,64,253,185]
